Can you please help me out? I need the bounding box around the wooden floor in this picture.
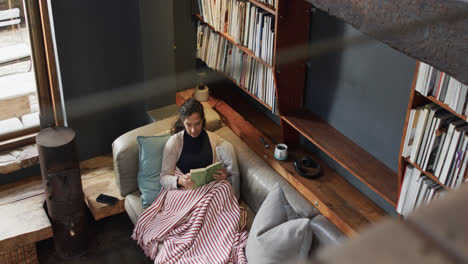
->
[37,213,150,264]
[0,176,52,254]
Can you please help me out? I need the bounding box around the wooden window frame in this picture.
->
[0,0,63,152]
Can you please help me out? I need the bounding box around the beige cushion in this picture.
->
[246,184,314,264]
[124,191,144,224]
[113,116,177,197]
[216,141,240,199]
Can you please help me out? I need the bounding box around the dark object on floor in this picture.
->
[36,127,88,258]
[37,213,151,264]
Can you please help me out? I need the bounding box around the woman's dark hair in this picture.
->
[171,98,206,134]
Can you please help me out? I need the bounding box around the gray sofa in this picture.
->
[111,109,344,251]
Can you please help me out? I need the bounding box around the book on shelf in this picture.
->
[397,165,445,216]
[397,165,412,214]
[454,137,468,189]
[409,104,434,163]
[439,124,468,184]
[255,0,276,8]
[196,22,277,111]
[429,131,447,171]
[190,162,223,188]
[403,102,468,189]
[434,119,466,177]
[415,105,442,166]
[416,61,468,116]
[197,0,275,67]
[445,133,467,188]
[421,112,454,170]
[402,107,423,158]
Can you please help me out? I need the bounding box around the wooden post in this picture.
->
[36,127,88,258]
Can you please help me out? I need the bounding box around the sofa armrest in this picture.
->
[310,215,345,246]
[112,116,177,197]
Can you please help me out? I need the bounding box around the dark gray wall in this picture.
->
[140,0,177,110]
[303,10,416,215]
[51,0,146,160]
[173,1,197,92]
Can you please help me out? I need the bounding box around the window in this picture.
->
[0,0,62,153]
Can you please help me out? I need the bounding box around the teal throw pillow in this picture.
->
[137,134,171,208]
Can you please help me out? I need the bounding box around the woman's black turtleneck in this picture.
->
[176,130,212,174]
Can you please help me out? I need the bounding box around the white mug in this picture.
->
[274,144,288,161]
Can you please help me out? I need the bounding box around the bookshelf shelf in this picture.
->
[398,62,468,215]
[248,0,276,15]
[195,14,274,70]
[217,69,273,111]
[282,111,399,206]
[404,158,451,191]
[425,95,468,121]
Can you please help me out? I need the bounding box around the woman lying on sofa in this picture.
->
[132,98,248,263]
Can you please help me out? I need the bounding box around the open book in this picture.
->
[190,162,223,188]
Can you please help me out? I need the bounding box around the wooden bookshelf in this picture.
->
[398,62,468,214]
[282,111,399,206]
[195,14,273,69]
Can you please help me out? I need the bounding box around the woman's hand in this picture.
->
[213,167,228,181]
[178,173,194,189]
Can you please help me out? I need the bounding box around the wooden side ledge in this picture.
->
[80,155,125,220]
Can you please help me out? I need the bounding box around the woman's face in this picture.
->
[183,112,203,138]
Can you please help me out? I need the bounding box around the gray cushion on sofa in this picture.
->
[214,127,320,218]
[246,183,314,264]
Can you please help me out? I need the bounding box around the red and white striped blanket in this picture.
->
[132,176,249,264]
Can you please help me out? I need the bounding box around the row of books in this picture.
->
[197,0,228,33]
[197,22,277,111]
[402,103,468,188]
[256,0,276,8]
[415,62,468,116]
[197,0,275,66]
[397,165,445,216]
